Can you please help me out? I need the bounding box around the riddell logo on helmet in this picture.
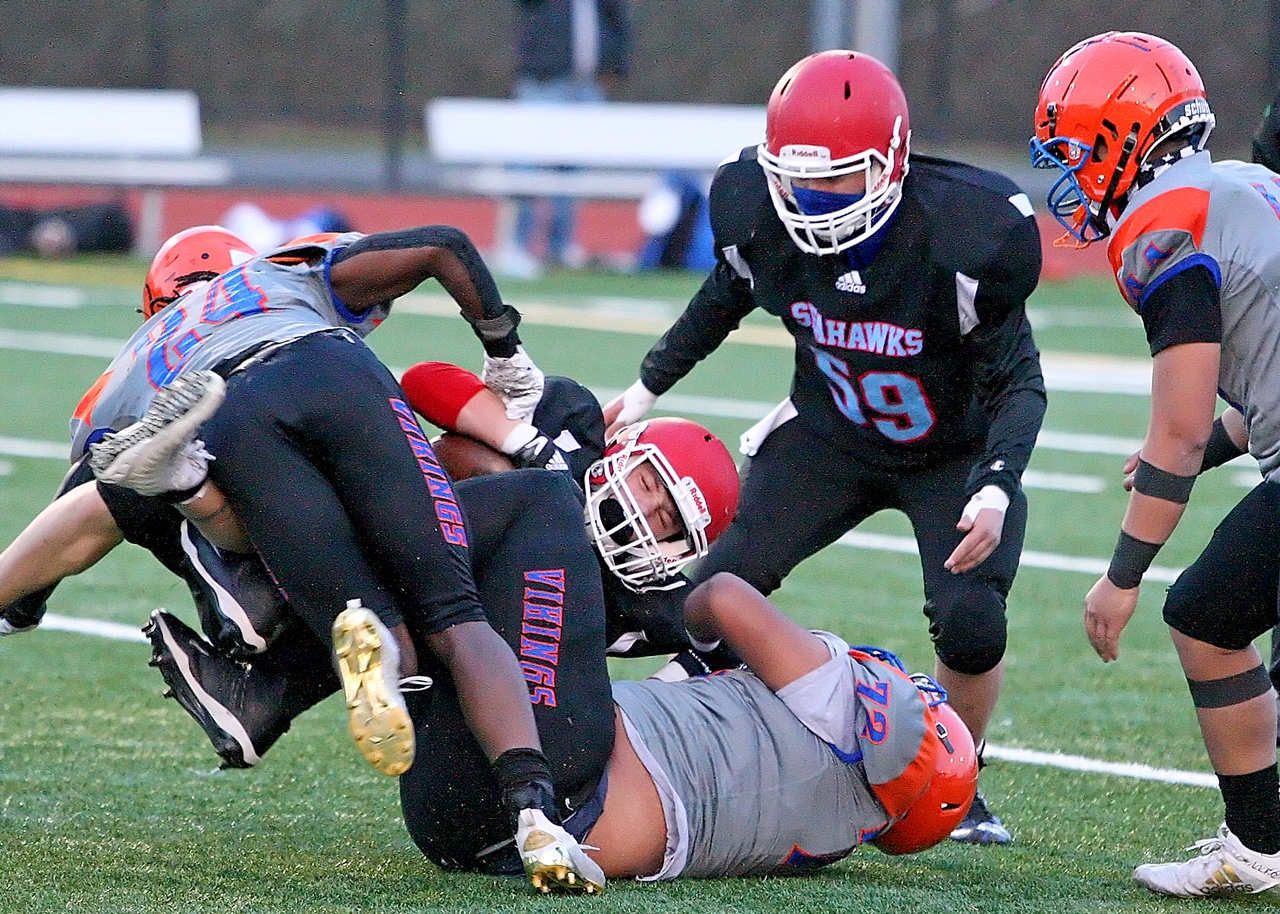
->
[686,482,711,527]
[781,144,831,162]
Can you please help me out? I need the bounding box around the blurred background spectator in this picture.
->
[496,0,632,279]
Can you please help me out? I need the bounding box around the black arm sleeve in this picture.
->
[335,225,521,356]
[1140,265,1222,356]
[639,259,756,395]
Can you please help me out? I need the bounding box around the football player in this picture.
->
[603,49,1046,845]
[401,568,980,880]
[1031,31,1280,896]
[13,222,603,894]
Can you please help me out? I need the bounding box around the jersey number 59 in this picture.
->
[815,352,936,443]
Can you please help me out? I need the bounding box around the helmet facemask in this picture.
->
[1030,32,1215,246]
[584,441,712,591]
[759,116,908,256]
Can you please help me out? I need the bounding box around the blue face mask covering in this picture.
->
[791,185,864,216]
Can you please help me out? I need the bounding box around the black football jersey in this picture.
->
[640,149,1047,496]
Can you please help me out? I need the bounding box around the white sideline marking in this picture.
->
[0,326,122,358]
[30,610,1218,788]
[0,283,84,309]
[838,530,1184,584]
[40,612,147,643]
[983,744,1217,789]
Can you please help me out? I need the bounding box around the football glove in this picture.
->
[482,346,545,421]
[612,380,659,429]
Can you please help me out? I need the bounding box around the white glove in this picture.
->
[613,379,659,428]
[482,345,545,421]
[959,485,1010,526]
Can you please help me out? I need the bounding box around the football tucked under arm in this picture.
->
[432,432,515,481]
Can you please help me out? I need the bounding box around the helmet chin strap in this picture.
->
[1088,122,1140,239]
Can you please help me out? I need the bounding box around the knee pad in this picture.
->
[1163,576,1260,650]
[928,584,1007,676]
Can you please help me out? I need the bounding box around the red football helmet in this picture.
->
[1030,32,1214,244]
[758,50,911,255]
[143,225,256,318]
[585,417,739,590]
[872,696,979,855]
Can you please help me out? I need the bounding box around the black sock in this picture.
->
[1221,765,1280,854]
[492,747,559,831]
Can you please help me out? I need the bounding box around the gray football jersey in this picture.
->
[1110,152,1280,477]
[69,239,389,459]
[611,632,930,879]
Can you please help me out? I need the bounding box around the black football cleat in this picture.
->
[949,791,1013,845]
[143,609,291,768]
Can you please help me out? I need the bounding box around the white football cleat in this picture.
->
[516,807,605,895]
[1134,824,1280,897]
[89,370,225,497]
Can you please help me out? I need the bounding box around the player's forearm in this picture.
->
[0,483,123,607]
[967,313,1046,495]
[639,263,753,395]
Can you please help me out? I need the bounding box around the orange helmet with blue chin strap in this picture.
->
[1030,32,1214,245]
[872,678,979,855]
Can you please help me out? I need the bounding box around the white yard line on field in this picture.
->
[32,610,1218,788]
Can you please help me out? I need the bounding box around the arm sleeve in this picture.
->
[964,219,1048,498]
[1139,263,1222,356]
[333,225,522,355]
[638,259,756,395]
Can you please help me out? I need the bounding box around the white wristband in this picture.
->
[960,485,1010,524]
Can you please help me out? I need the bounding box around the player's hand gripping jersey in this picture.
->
[640,149,1045,496]
[1107,150,1280,478]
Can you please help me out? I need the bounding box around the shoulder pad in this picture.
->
[708,148,770,251]
[906,157,1040,278]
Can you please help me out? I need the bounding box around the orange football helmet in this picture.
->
[143,225,256,318]
[872,695,979,855]
[1030,32,1214,244]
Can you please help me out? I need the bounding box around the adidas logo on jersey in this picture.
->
[836,270,866,294]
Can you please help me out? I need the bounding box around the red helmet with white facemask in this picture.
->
[758,50,911,256]
[584,418,738,591]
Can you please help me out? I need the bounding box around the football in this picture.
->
[432,431,515,481]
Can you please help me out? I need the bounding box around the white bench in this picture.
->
[0,87,231,253]
[425,98,766,250]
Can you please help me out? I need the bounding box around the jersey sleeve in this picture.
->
[1108,184,1216,312]
[776,632,935,818]
[964,206,1047,497]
